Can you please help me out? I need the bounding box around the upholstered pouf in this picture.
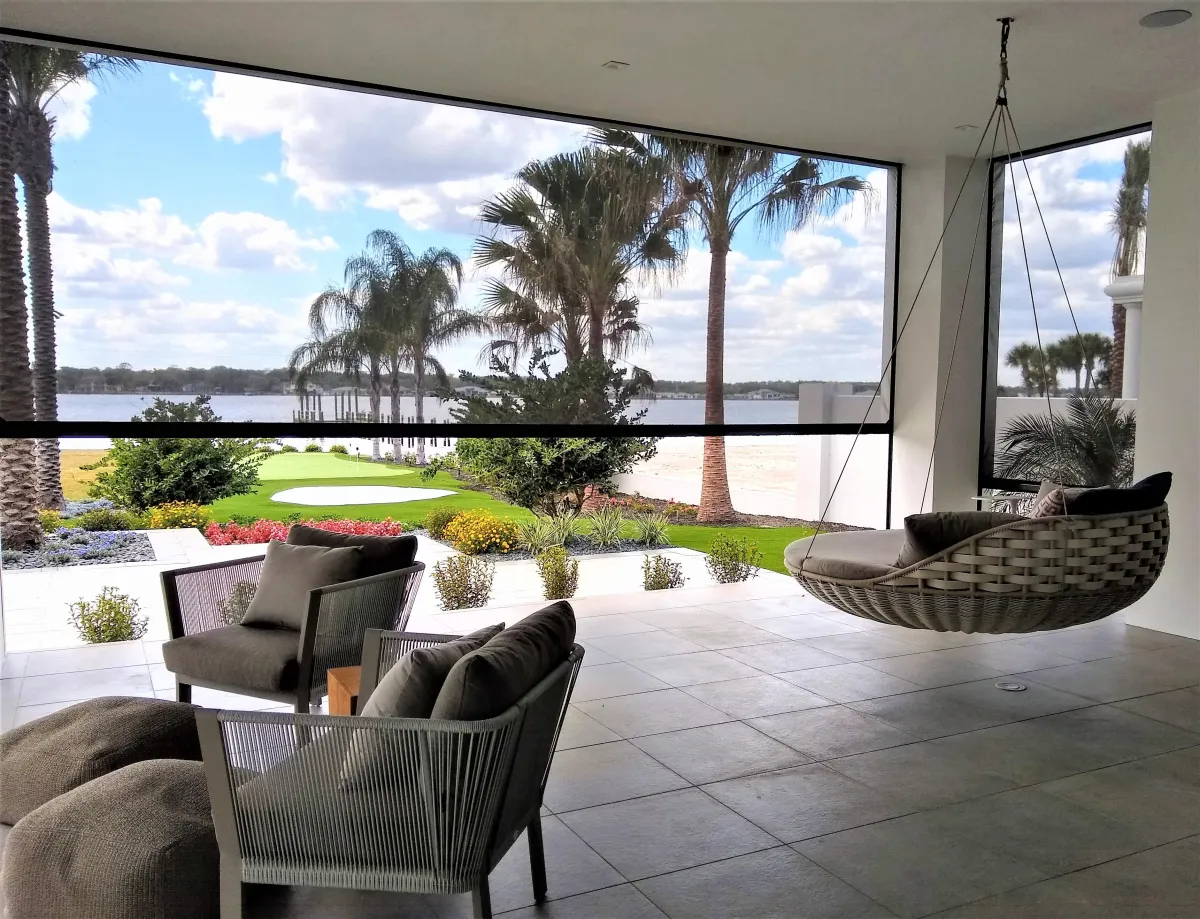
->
[1,759,219,919]
[0,696,201,826]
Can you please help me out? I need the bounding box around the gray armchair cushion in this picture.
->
[1,760,218,919]
[286,525,418,578]
[0,697,200,826]
[432,601,576,721]
[162,624,300,693]
[895,511,1026,568]
[784,529,905,581]
[241,539,364,629]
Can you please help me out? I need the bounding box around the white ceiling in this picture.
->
[3,1,1198,163]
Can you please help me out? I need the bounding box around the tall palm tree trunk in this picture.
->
[698,244,736,523]
[0,47,42,548]
[21,161,65,509]
[388,360,402,463]
[414,359,427,466]
[369,362,382,461]
[1110,306,1125,395]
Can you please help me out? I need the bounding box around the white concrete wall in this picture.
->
[1126,89,1200,640]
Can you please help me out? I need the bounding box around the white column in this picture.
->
[1103,275,1144,399]
[891,156,989,520]
[1126,89,1200,640]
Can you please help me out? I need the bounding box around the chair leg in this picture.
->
[471,878,493,919]
[528,815,548,903]
[219,858,243,919]
[176,680,192,704]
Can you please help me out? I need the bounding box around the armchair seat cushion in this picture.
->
[0,696,200,826]
[287,525,419,578]
[162,624,300,693]
[1,760,218,919]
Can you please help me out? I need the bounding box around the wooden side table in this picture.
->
[327,665,362,716]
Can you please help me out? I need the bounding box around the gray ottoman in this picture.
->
[1,759,219,919]
[0,696,201,825]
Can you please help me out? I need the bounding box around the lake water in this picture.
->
[56,394,802,426]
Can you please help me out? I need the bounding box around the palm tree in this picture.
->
[0,44,42,548]
[5,43,137,510]
[1077,332,1112,393]
[475,146,684,366]
[1047,339,1083,393]
[1108,138,1150,396]
[365,230,484,465]
[1005,341,1057,396]
[996,391,1136,487]
[601,131,871,521]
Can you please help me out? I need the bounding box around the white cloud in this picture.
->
[45,80,97,141]
[201,73,585,232]
[177,212,336,271]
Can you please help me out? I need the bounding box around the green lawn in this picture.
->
[666,525,813,576]
[258,452,417,481]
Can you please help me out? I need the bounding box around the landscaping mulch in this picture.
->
[2,529,156,570]
[610,492,865,532]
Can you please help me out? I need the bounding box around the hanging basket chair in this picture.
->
[785,506,1169,634]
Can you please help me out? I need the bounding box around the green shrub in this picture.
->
[518,516,559,554]
[304,443,323,453]
[38,509,63,532]
[45,551,75,566]
[443,510,520,554]
[329,443,349,454]
[432,556,495,610]
[279,444,300,453]
[76,508,142,531]
[423,507,461,541]
[548,512,582,548]
[402,451,419,466]
[631,511,670,547]
[69,587,148,643]
[228,513,259,526]
[584,505,625,548]
[643,554,686,591]
[217,581,258,625]
[537,546,579,601]
[628,492,656,514]
[705,533,763,584]
[146,501,211,530]
[664,500,698,519]
[2,549,21,565]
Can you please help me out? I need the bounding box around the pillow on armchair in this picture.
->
[286,524,418,578]
[240,540,365,630]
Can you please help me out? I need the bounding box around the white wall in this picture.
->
[1126,89,1200,640]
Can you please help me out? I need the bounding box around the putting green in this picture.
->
[258,452,417,481]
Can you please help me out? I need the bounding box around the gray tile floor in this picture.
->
[4,592,1199,918]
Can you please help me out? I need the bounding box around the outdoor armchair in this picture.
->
[196,631,584,919]
[161,553,424,712]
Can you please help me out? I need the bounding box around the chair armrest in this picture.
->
[358,629,463,704]
[297,564,426,698]
[161,554,266,639]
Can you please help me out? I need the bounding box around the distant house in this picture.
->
[455,384,492,398]
[744,388,788,400]
[182,382,208,394]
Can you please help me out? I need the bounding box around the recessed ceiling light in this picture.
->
[601,60,630,71]
[955,124,979,132]
[1139,9,1192,27]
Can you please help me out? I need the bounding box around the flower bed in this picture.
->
[205,517,412,546]
[2,529,155,569]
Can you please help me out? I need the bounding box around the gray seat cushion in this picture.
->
[895,511,1026,567]
[0,696,201,826]
[432,601,576,721]
[784,529,905,581]
[287,524,418,578]
[162,624,300,693]
[241,539,365,629]
[1,760,218,919]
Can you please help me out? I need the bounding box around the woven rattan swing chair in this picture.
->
[785,21,1170,634]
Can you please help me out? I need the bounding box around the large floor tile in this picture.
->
[498,884,667,919]
[777,662,923,703]
[629,608,736,630]
[556,706,621,750]
[825,741,1018,809]
[543,741,689,813]
[720,640,850,674]
[753,614,864,640]
[1016,651,1200,703]
[636,846,894,919]
[862,651,1007,689]
[666,621,782,650]
[704,763,912,842]
[632,722,809,784]
[17,664,153,706]
[749,705,917,760]
[571,663,670,702]
[632,651,761,687]
[939,640,1081,674]
[795,812,1046,919]
[574,615,660,640]
[21,642,147,677]
[588,631,706,661]
[925,786,1164,876]
[698,598,821,622]
[561,788,776,881]
[1112,687,1200,732]
[575,641,620,667]
[799,632,921,663]
[576,688,730,738]
[680,674,834,719]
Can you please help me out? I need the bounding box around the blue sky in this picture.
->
[38,55,1136,388]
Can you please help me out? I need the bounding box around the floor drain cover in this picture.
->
[995,681,1028,692]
